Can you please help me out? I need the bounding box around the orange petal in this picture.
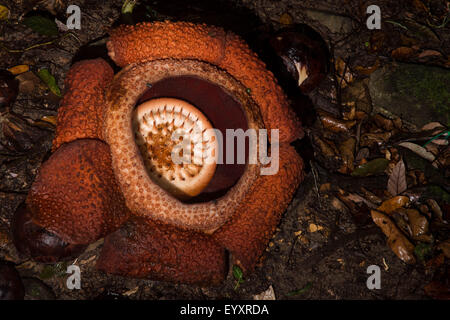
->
[52,58,113,151]
[213,144,304,272]
[97,216,227,285]
[27,139,130,244]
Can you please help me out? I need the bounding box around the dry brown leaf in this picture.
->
[391,47,417,60]
[371,210,416,264]
[253,285,276,300]
[377,196,410,214]
[398,142,435,162]
[421,122,445,133]
[373,114,394,131]
[388,160,407,196]
[417,50,442,59]
[313,135,338,157]
[361,187,382,205]
[406,209,432,242]
[426,199,444,222]
[360,132,392,148]
[338,138,356,174]
[354,58,380,75]
[318,110,356,133]
[438,240,450,258]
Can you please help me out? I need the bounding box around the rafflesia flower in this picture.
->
[20,21,305,285]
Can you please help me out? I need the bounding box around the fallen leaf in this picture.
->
[123,286,139,296]
[253,285,276,300]
[0,5,10,21]
[354,58,380,75]
[360,187,382,205]
[312,135,338,157]
[351,158,389,177]
[7,65,29,76]
[398,142,435,162]
[437,240,450,258]
[16,71,42,95]
[421,122,445,132]
[360,132,392,148]
[318,110,356,133]
[391,47,416,59]
[23,15,59,36]
[373,114,394,131]
[388,160,407,196]
[279,13,293,25]
[377,196,410,214]
[37,69,61,97]
[426,199,444,222]
[417,50,442,59]
[338,138,356,174]
[371,210,416,264]
[406,209,432,242]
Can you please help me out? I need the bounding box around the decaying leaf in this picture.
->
[437,240,450,258]
[426,199,444,222]
[421,122,445,133]
[253,285,276,300]
[371,210,416,264]
[361,187,382,205]
[377,196,410,214]
[318,110,356,133]
[373,114,394,131]
[391,47,416,60]
[354,58,380,75]
[417,50,442,59]
[351,158,389,177]
[360,132,392,148]
[398,142,435,162]
[312,135,338,157]
[406,209,432,242]
[23,15,59,37]
[7,65,29,76]
[388,160,407,196]
[338,137,356,174]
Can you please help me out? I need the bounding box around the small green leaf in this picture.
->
[232,265,244,290]
[121,0,137,14]
[287,282,312,296]
[351,158,389,177]
[23,15,58,36]
[37,69,61,97]
[414,242,433,263]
